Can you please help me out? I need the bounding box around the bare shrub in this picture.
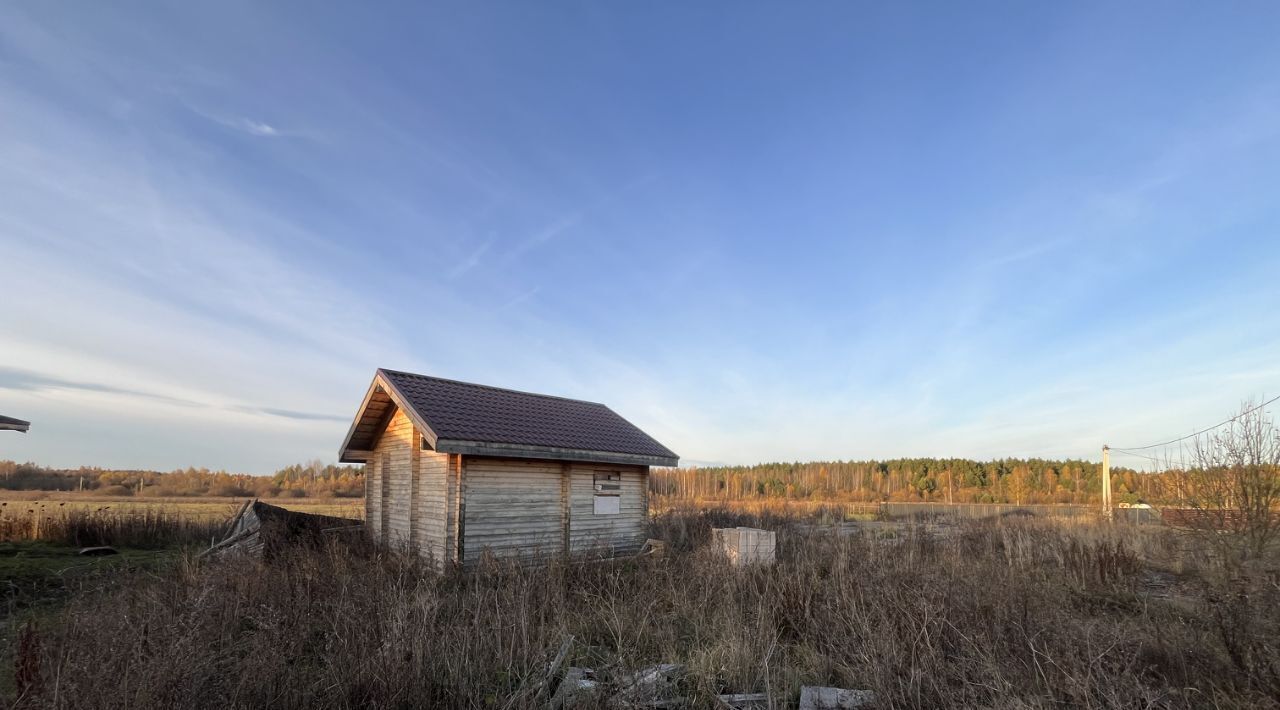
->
[1208,573,1280,699]
[1172,400,1280,563]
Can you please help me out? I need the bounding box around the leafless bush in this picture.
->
[1172,399,1280,563]
[1209,573,1280,699]
[8,511,1278,709]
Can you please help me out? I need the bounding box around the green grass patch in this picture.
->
[1,541,186,700]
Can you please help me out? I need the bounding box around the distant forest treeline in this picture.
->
[0,460,364,498]
[4,457,1168,505]
[651,458,1163,506]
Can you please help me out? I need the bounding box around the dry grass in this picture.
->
[653,498,882,522]
[0,493,363,519]
[0,496,363,547]
[0,505,226,549]
[8,509,1280,709]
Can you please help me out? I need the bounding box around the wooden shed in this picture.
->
[338,369,678,565]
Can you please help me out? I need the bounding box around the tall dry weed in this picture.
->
[0,505,224,548]
[8,511,1278,709]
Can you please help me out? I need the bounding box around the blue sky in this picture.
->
[2,2,1279,473]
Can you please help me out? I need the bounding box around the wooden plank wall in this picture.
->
[461,458,564,563]
[415,449,450,563]
[568,464,648,555]
[445,454,460,563]
[459,458,649,562]
[366,437,650,563]
[379,452,391,541]
[371,408,417,548]
[365,459,380,540]
[364,408,451,562]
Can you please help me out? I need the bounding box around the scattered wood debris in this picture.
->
[798,685,876,709]
[610,663,685,707]
[638,538,667,559]
[201,500,362,560]
[506,635,575,710]
[543,646,775,709]
[715,692,768,709]
[549,667,600,709]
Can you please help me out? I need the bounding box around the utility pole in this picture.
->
[1101,445,1112,521]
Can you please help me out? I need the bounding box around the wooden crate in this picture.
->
[712,526,776,566]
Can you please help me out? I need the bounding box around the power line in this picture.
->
[1108,448,1185,466]
[1111,392,1280,451]
[1108,448,1164,462]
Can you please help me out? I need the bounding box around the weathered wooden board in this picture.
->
[454,458,650,562]
[568,463,648,555]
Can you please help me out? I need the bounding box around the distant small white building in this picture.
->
[338,369,678,566]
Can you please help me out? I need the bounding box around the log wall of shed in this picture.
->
[364,459,379,538]
[372,408,416,547]
[461,457,563,563]
[459,457,648,562]
[416,448,450,563]
[568,463,648,555]
[367,429,650,564]
[364,408,452,562]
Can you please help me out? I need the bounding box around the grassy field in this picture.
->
[4,504,1278,709]
[0,492,364,523]
[0,493,365,699]
[652,497,883,521]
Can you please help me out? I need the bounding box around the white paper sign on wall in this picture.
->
[593,495,620,515]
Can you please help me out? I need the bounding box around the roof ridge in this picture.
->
[378,368,609,408]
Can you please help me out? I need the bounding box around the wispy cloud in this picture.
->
[496,174,654,265]
[505,212,582,262]
[499,286,541,311]
[239,118,280,137]
[2,1,1279,474]
[0,368,203,408]
[0,367,349,424]
[181,101,290,138]
[232,406,349,423]
[978,238,1066,270]
[449,239,493,279]
[208,113,286,138]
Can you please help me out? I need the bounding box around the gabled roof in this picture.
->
[0,415,30,433]
[338,369,679,467]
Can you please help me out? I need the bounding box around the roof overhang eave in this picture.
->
[435,438,677,467]
[337,370,440,463]
[337,377,385,463]
[339,449,373,464]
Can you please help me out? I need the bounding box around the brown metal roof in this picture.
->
[339,369,678,467]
